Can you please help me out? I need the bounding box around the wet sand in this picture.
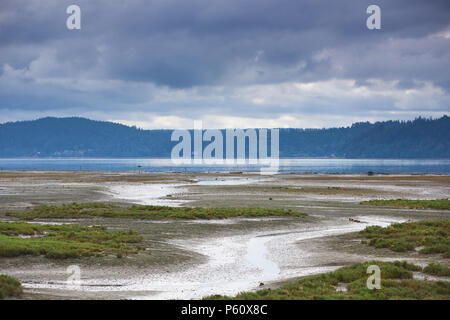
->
[0,171,449,299]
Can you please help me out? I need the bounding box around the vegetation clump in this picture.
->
[360,199,450,210]
[205,261,450,300]
[0,275,22,299]
[360,219,450,257]
[4,203,307,220]
[0,222,143,259]
[423,263,450,277]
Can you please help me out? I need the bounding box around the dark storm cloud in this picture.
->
[1,0,449,86]
[0,0,449,126]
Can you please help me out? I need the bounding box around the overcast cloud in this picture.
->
[0,0,449,128]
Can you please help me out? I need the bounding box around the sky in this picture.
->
[0,0,449,129]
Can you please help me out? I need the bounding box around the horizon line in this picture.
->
[1,114,448,131]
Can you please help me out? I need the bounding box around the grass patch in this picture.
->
[0,222,144,259]
[4,203,307,220]
[272,186,375,196]
[360,219,450,257]
[423,263,450,277]
[205,261,450,300]
[0,275,22,299]
[360,199,450,210]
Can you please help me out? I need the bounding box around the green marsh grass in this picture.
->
[360,199,450,210]
[0,222,143,259]
[0,275,22,299]
[360,219,450,256]
[423,263,450,277]
[4,203,307,220]
[205,261,450,300]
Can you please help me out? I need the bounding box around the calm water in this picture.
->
[0,158,449,173]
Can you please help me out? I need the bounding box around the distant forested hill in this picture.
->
[0,117,173,158]
[0,116,449,158]
[279,116,450,158]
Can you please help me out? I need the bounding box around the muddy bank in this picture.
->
[0,171,449,299]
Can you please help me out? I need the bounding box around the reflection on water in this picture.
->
[245,236,280,279]
[0,158,449,173]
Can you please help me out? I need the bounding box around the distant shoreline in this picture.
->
[0,158,449,174]
[1,116,449,159]
[1,156,450,160]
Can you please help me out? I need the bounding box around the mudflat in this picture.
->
[0,171,448,299]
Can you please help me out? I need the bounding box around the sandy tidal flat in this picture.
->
[0,171,449,299]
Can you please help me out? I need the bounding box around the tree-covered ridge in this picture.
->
[0,116,448,158]
[279,116,450,158]
[0,117,173,157]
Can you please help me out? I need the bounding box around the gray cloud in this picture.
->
[0,0,449,127]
